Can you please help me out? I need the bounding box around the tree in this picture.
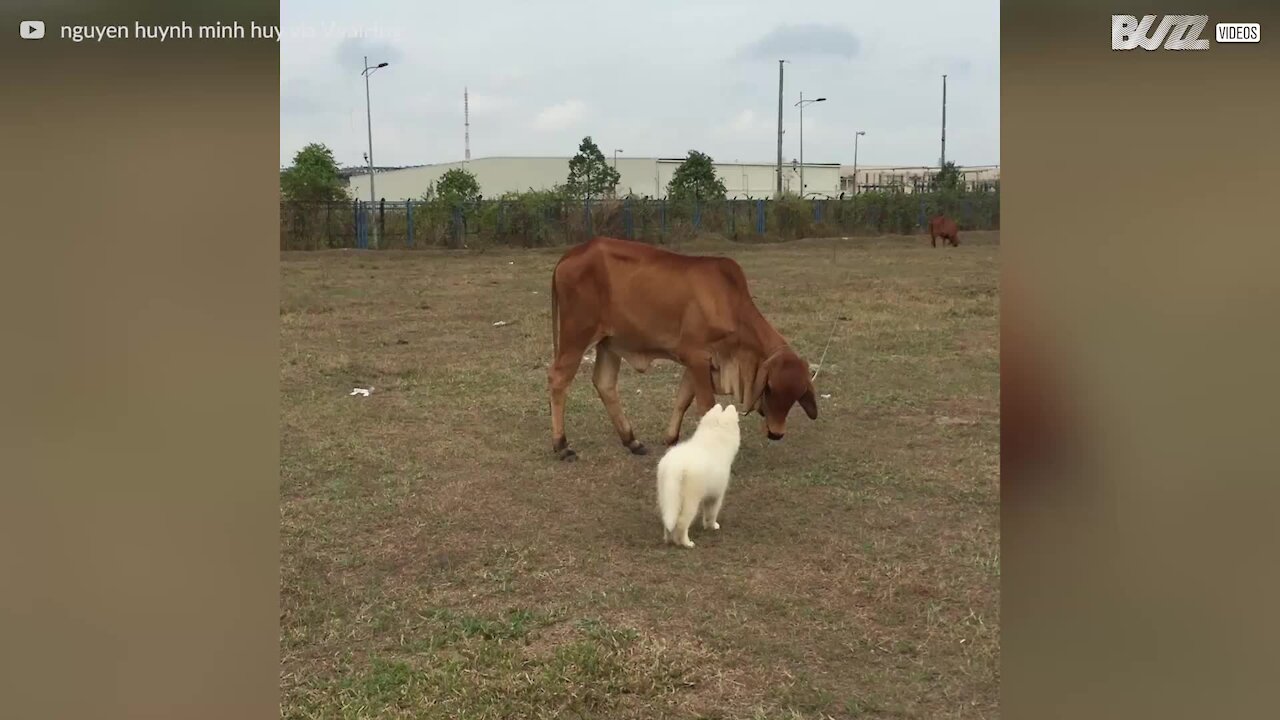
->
[565,137,620,199]
[932,161,963,192]
[434,167,482,204]
[280,143,347,202]
[666,150,727,203]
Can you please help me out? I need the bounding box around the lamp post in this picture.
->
[612,149,623,198]
[361,56,390,247]
[794,92,826,197]
[852,130,866,195]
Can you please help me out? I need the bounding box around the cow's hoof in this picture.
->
[628,441,649,456]
[557,447,578,462]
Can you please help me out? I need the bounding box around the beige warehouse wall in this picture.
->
[658,162,840,200]
[348,157,649,201]
[346,157,843,201]
[346,163,463,202]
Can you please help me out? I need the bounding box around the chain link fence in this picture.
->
[280,189,999,251]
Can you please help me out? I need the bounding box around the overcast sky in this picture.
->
[280,0,998,170]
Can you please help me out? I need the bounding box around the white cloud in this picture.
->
[739,23,861,60]
[533,100,587,131]
[467,92,512,114]
[279,1,999,168]
[334,36,404,71]
[729,110,757,133]
[717,109,772,143]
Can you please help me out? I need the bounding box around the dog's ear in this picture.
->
[724,404,736,416]
[798,387,818,420]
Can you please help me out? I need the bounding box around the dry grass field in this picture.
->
[280,232,1000,719]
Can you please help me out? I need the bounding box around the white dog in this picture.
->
[656,404,741,548]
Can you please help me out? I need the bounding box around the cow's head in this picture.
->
[745,348,818,440]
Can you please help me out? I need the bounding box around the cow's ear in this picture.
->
[746,359,771,413]
[798,387,818,420]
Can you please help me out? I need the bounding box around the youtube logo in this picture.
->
[20,20,45,39]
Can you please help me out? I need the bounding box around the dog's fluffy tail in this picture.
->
[656,455,683,533]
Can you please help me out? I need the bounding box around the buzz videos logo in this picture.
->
[1112,15,1261,50]
[1112,15,1209,50]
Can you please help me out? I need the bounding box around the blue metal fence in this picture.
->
[280,190,1000,250]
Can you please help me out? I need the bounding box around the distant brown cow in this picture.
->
[929,215,960,247]
[548,236,818,461]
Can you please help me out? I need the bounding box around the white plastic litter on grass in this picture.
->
[492,320,509,327]
[350,387,372,397]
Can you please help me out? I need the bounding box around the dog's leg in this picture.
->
[675,497,698,549]
[702,494,724,531]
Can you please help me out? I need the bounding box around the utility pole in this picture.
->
[941,74,947,167]
[775,59,786,198]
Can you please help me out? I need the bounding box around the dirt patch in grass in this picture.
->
[281,232,1000,718]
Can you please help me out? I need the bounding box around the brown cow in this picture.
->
[548,236,818,461]
[929,215,960,247]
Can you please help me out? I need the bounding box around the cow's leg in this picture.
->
[663,369,697,446]
[681,352,717,415]
[931,232,937,248]
[548,333,594,462]
[592,343,647,455]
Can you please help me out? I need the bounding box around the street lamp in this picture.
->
[612,149,623,197]
[362,56,390,247]
[794,92,826,196]
[852,130,866,195]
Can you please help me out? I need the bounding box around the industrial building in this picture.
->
[345,156,843,202]
[839,164,1000,194]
